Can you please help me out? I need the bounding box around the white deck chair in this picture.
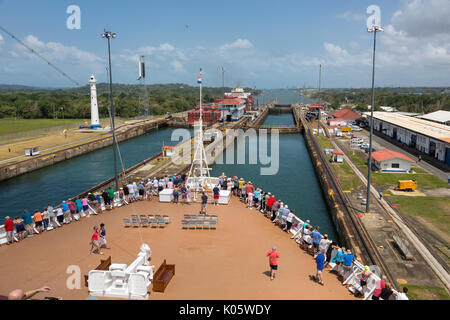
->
[128,273,150,299]
[88,270,111,295]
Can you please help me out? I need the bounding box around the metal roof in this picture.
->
[365,111,450,144]
[417,110,450,124]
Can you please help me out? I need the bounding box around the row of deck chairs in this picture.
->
[123,214,170,228]
[182,214,218,230]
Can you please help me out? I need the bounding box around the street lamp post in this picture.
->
[317,64,322,135]
[366,25,383,214]
[101,29,119,191]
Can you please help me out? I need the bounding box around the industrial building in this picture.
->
[366,111,450,166]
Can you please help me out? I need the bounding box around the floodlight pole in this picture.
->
[102,29,119,191]
[317,64,322,135]
[366,25,383,214]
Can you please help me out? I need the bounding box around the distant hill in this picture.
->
[0,83,260,96]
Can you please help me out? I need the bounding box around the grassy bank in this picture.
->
[389,195,450,238]
[0,119,84,136]
[404,284,450,300]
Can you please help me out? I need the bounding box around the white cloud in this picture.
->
[219,39,253,51]
[391,0,450,38]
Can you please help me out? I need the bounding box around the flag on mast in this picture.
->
[197,68,202,84]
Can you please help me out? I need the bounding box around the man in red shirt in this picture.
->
[265,193,276,218]
[245,182,254,195]
[4,216,14,244]
[267,246,280,280]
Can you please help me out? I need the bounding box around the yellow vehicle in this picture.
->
[396,180,417,191]
[340,126,352,132]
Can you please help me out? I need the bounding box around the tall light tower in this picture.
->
[366,25,383,214]
[101,29,119,191]
[89,74,101,129]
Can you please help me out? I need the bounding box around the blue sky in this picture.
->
[0,0,449,88]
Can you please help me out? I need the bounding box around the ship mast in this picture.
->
[187,68,211,195]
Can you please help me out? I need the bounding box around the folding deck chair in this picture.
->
[163,215,170,224]
[131,215,140,228]
[139,215,149,227]
[123,218,131,228]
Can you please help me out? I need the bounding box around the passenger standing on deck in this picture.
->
[267,246,280,280]
[233,177,239,196]
[132,182,139,200]
[4,216,14,244]
[90,226,103,255]
[95,193,103,212]
[48,205,56,227]
[371,275,386,300]
[108,187,116,205]
[56,207,64,225]
[82,196,90,215]
[186,186,192,203]
[356,266,372,297]
[42,208,49,230]
[126,182,134,201]
[213,185,220,206]
[173,186,180,204]
[33,210,43,233]
[200,191,208,214]
[180,184,187,204]
[247,190,254,209]
[14,217,25,240]
[22,210,34,237]
[99,223,109,249]
[123,184,130,203]
[75,198,83,215]
[238,178,245,197]
[332,247,346,277]
[314,249,325,285]
[61,201,70,224]
[101,190,110,210]
[311,227,323,252]
[284,209,295,232]
[145,179,152,200]
[67,199,76,221]
[343,249,355,282]
[318,234,332,257]
[266,193,275,218]
[245,181,254,199]
[254,188,261,209]
[158,179,164,194]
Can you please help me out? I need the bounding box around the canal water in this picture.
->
[0,128,183,220]
[211,128,336,240]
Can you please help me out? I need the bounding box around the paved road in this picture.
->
[356,129,449,182]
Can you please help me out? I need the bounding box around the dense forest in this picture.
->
[0,83,261,119]
[308,87,450,113]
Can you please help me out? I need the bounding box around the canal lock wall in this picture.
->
[0,118,167,182]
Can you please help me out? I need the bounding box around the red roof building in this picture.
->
[331,109,362,120]
[308,103,325,109]
[371,149,414,162]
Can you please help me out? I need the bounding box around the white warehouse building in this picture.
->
[365,112,450,167]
